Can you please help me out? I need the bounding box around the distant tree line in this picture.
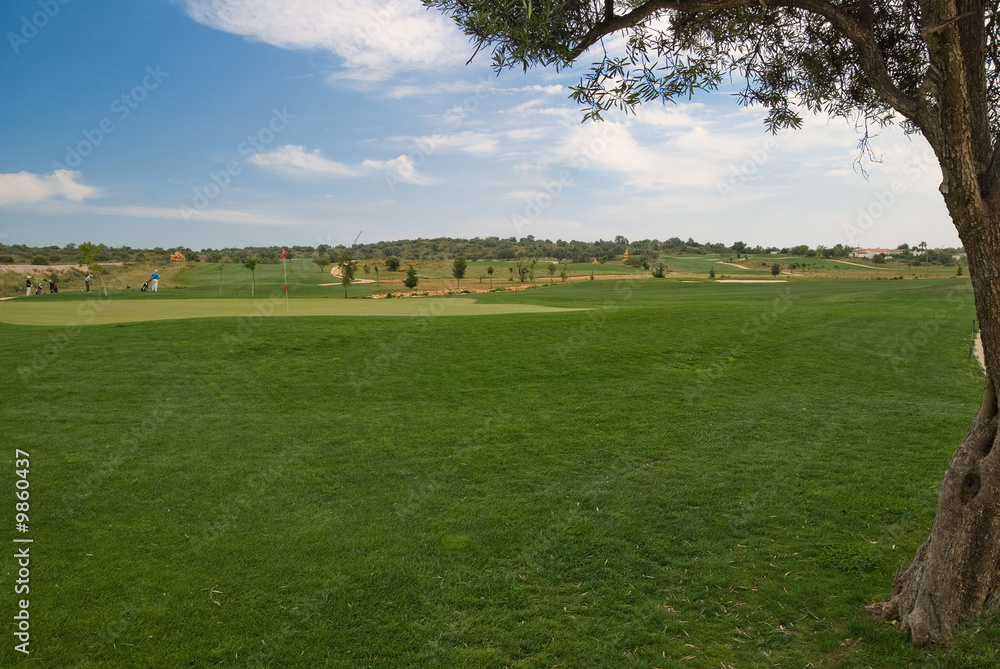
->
[0,242,201,265]
[0,237,965,267]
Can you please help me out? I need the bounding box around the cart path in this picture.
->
[830,259,877,268]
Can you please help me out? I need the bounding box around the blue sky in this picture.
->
[0,0,961,250]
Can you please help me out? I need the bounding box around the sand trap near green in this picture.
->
[0,297,586,326]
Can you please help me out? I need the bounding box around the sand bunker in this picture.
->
[329,266,375,283]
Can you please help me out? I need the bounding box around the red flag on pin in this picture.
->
[281,248,286,259]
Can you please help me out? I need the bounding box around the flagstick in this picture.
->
[282,252,289,313]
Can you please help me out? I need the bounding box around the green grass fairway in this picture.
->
[0,297,586,326]
[1,277,993,667]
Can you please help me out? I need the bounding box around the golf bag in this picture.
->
[141,281,149,292]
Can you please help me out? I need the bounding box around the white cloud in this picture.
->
[22,199,302,227]
[409,131,501,156]
[506,190,547,201]
[458,214,586,240]
[0,170,97,207]
[361,155,436,186]
[387,79,499,100]
[249,145,360,177]
[505,127,550,142]
[91,205,298,226]
[251,144,433,185]
[387,80,565,99]
[502,102,894,197]
[183,0,468,80]
[18,196,306,227]
[552,119,733,190]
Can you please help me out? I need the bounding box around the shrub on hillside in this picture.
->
[403,266,418,289]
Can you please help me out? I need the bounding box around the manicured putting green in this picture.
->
[0,296,586,325]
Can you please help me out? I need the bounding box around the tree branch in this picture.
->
[569,0,930,135]
[923,11,977,37]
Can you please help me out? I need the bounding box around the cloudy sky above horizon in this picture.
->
[1,0,961,250]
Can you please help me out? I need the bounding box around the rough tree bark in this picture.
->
[858,0,1000,645]
[868,188,1000,645]
[880,217,1000,645]
[879,146,1000,645]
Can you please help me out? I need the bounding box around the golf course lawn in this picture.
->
[1,276,994,667]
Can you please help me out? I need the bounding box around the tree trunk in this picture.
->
[871,199,1000,645]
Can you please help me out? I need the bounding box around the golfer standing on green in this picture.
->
[150,270,159,292]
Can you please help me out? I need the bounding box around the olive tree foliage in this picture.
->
[313,254,330,273]
[243,254,259,297]
[78,241,97,267]
[427,0,1000,647]
[335,249,358,298]
[427,0,998,138]
[453,255,469,287]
